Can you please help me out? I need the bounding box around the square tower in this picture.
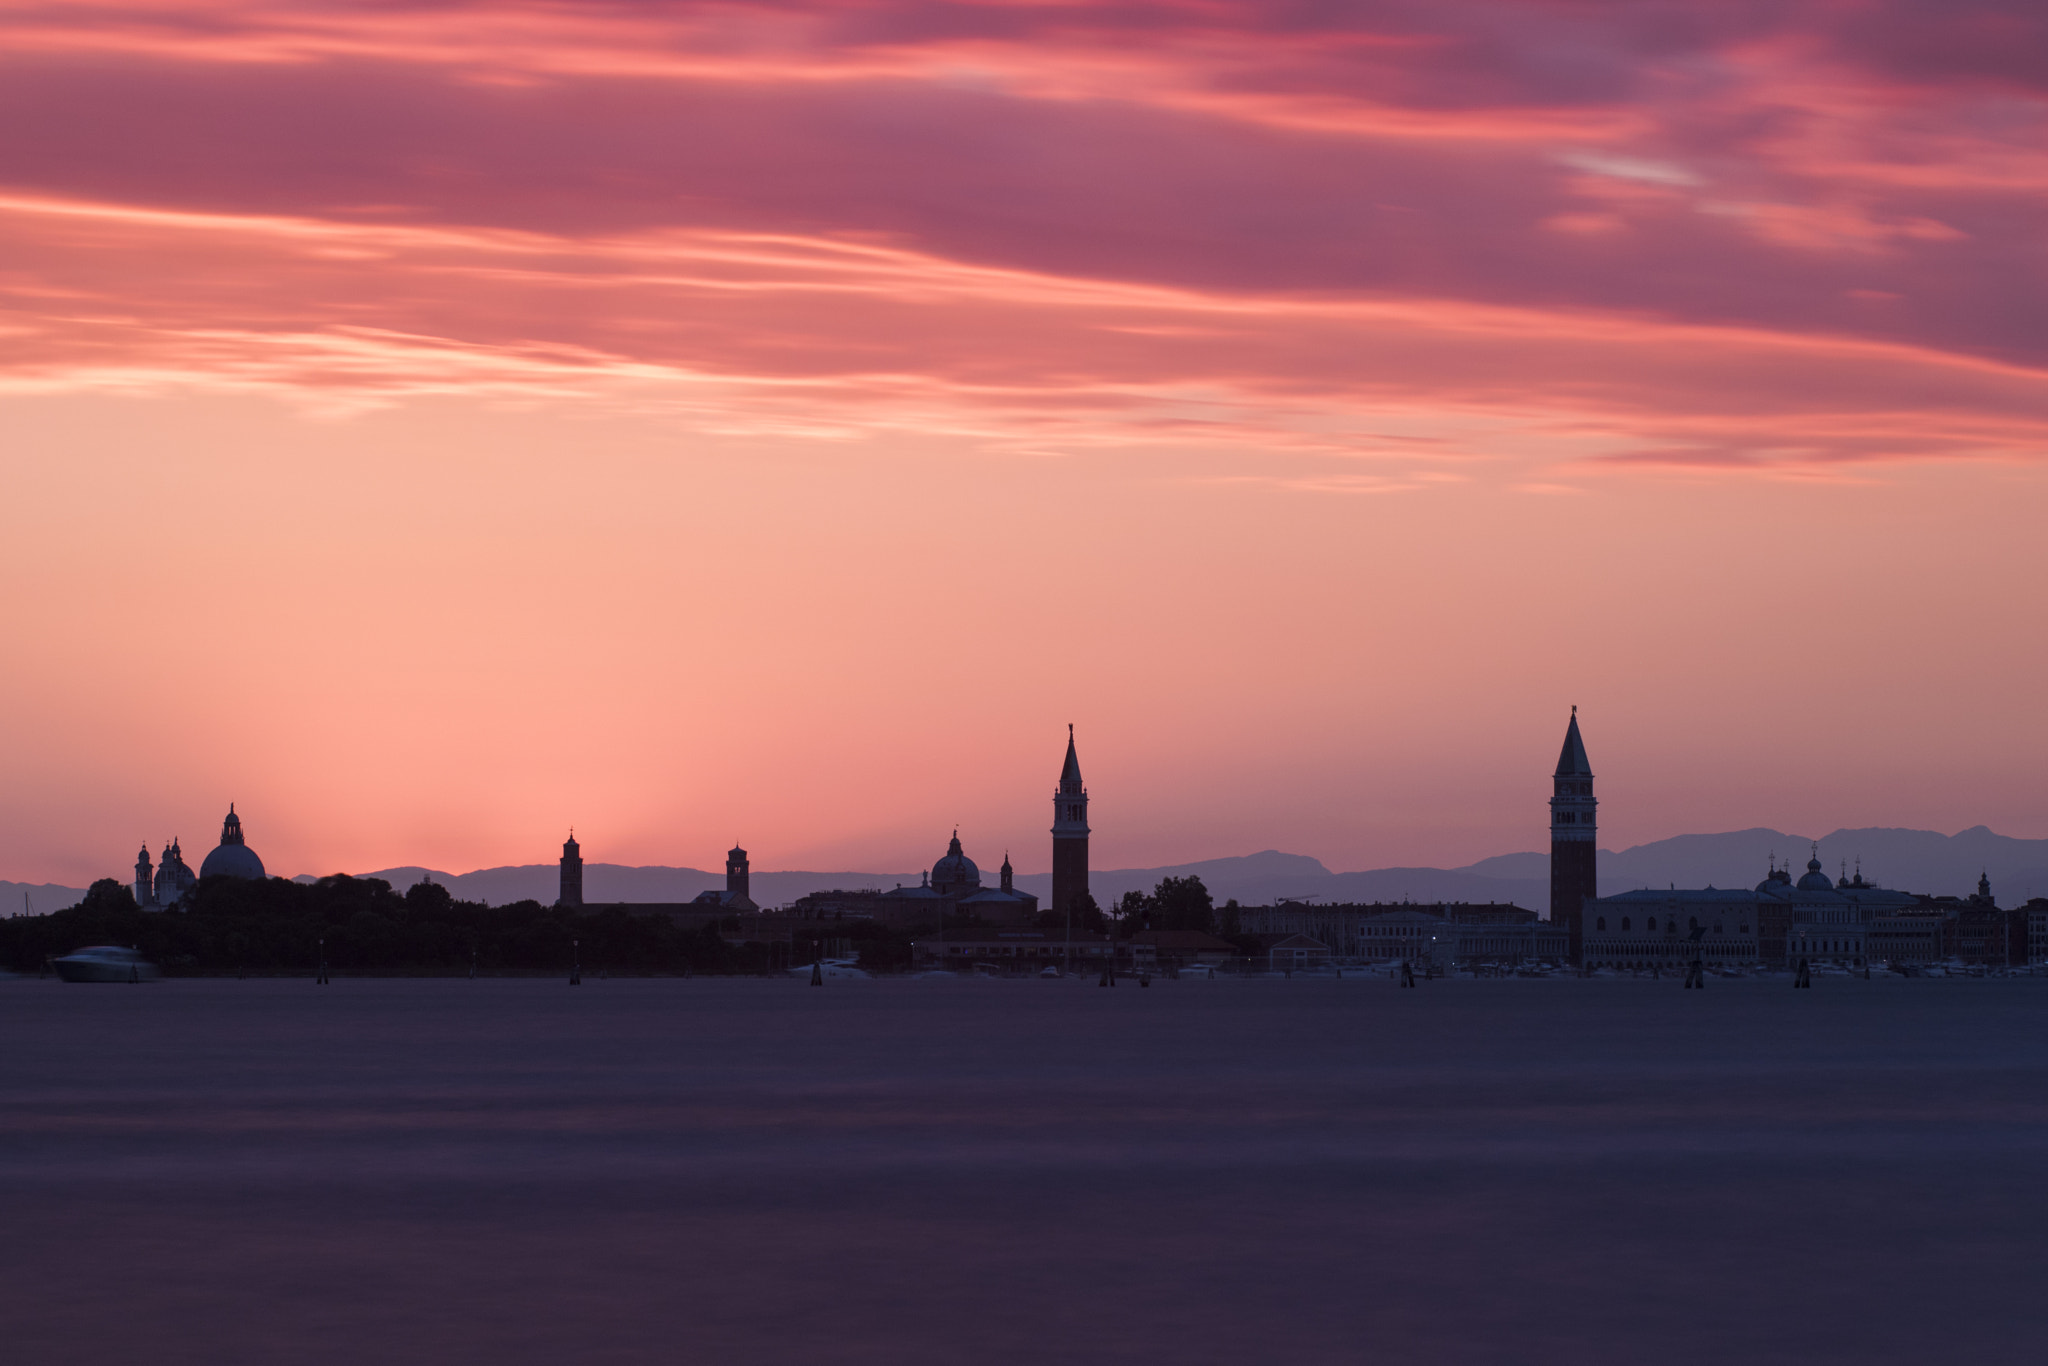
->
[1549,708,1598,959]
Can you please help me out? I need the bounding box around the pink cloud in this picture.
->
[0,2,2045,472]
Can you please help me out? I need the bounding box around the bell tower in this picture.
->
[1051,725,1090,921]
[135,843,156,909]
[1549,708,1598,958]
[727,845,750,902]
[559,830,584,908]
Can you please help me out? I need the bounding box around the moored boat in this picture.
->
[52,946,160,983]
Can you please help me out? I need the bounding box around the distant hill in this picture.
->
[1010,851,1544,909]
[0,881,92,916]
[30,824,2048,918]
[1467,826,2048,902]
[300,863,924,908]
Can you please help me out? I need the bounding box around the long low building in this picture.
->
[911,928,1113,970]
[1236,902,1566,966]
[1582,888,1762,968]
[1581,857,2025,969]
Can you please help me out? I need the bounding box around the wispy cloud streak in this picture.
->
[3,2,2047,475]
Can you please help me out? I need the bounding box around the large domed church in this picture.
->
[135,805,267,909]
[200,805,266,881]
[874,830,1038,925]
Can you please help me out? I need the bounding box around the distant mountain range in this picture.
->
[16,826,2047,914]
[0,882,99,917]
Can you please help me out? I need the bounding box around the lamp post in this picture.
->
[570,938,581,986]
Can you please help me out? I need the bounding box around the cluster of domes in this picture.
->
[1756,854,1885,896]
[1795,856,1835,892]
[135,805,267,908]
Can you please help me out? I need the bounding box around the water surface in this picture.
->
[3,974,2043,1363]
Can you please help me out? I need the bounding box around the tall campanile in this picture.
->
[559,830,584,908]
[1051,725,1090,920]
[1549,708,1597,958]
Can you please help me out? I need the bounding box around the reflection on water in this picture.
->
[3,976,2046,1364]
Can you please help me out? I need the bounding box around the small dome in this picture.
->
[931,831,980,894]
[1795,857,1833,892]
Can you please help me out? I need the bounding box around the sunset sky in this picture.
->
[5,1,2046,886]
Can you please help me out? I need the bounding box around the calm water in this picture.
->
[3,974,2045,1364]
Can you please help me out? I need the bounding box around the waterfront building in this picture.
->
[1549,709,1597,957]
[1582,888,1762,969]
[1263,935,1333,971]
[786,888,888,920]
[688,846,759,913]
[1584,855,1932,970]
[1128,929,1238,967]
[1235,902,1566,966]
[1051,726,1090,922]
[1935,876,2023,965]
[910,927,1113,971]
[875,874,949,927]
[877,832,1037,927]
[959,853,1037,923]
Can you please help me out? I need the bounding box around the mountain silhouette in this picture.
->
[21,826,2048,913]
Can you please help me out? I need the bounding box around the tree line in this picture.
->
[0,875,745,976]
[0,870,1256,975]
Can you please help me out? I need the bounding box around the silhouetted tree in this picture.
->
[78,878,138,916]
[404,877,455,916]
[1151,876,1214,933]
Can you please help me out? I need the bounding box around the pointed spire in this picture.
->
[1060,724,1083,788]
[1553,709,1591,776]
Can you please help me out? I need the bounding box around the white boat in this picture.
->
[52,946,160,983]
[789,957,871,980]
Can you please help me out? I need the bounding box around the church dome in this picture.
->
[200,805,267,881]
[931,831,980,894]
[1795,857,1833,892]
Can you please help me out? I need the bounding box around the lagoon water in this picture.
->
[3,974,2046,1364]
